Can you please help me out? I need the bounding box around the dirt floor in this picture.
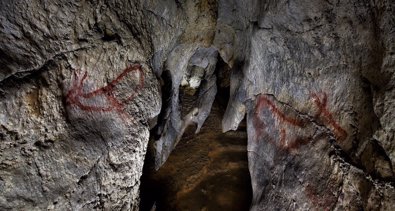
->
[140,95,252,211]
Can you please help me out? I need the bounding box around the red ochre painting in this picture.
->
[304,183,338,211]
[252,93,347,152]
[252,94,308,153]
[65,63,145,118]
[310,92,348,141]
[252,93,347,210]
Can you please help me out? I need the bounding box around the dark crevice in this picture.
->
[140,59,252,211]
[101,32,121,43]
[34,139,55,150]
[151,69,173,140]
[0,45,94,85]
[140,98,252,211]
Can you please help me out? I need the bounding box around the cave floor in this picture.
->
[140,98,252,211]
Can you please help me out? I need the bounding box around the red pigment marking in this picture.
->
[65,64,144,117]
[286,137,310,152]
[253,95,307,151]
[252,113,281,151]
[255,95,305,127]
[252,110,267,140]
[253,92,348,152]
[279,128,287,148]
[310,92,348,141]
[304,184,337,211]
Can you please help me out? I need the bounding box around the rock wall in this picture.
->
[217,1,395,210]
[0,0,160,210]
[1,0,394,210]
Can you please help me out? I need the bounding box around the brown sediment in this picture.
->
[25,88,41,117]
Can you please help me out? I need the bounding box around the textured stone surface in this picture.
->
[216,0,395,210]
[1,0,395,210]
[146,0,395,210]
[0,1,160,210]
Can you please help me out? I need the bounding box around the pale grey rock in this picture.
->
[146,0,219,170]
[151,45,218,169]
[151,44,199,170]
[1,0,395,210]
[188,47,218,133]
[218,0,395,210]
[0,1,160,210]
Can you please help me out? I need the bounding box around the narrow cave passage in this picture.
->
[140,87,252,211]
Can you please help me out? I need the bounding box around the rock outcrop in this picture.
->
[0,1,160,210]
[217,1,395,210]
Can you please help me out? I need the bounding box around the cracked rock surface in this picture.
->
[0,1,160,210]
[1,0,395,210]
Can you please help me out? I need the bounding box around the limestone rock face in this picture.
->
[1,0,395,210]
[0,1,160,210]
[218,1,395,210]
